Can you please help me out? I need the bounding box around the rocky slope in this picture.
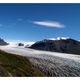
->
[29,37,80,55]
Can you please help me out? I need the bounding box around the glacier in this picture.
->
[0,45,80,76]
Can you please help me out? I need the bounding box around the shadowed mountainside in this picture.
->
[29,38,80,55]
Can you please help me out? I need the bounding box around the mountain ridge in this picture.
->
[29,37,80,55]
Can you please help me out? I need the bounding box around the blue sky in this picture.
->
[0,4,80,41]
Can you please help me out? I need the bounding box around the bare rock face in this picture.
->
[29,38,80,55]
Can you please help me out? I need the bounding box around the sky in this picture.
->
[0,4,80,41]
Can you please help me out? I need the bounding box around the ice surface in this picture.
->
[0,45,80,63]
[0,45,80,76]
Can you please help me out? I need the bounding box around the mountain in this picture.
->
[29,37,80,55]
[0,38,8,45]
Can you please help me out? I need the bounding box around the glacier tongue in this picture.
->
[0,46,80,76]
[0,45,80,63]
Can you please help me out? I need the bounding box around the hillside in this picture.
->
[29,38,80,55]
[0,50,45,76]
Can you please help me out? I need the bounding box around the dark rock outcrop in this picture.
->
[18,43,24,46]
[29,38,80,55]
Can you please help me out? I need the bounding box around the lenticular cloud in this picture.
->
[33,21,65,28]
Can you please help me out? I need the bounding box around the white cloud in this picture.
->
[33,21,65,28]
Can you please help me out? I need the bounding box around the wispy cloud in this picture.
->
[0,24,3,27]
[32,21,65,28]
[17,18,23,22]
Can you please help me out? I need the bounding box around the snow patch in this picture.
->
[47,37,70,40]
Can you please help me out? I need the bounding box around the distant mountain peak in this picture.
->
[47,37,70,41]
